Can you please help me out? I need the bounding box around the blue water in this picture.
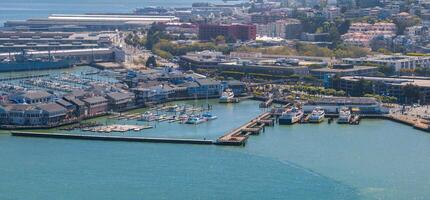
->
[1,100,430,199]
[0,0,242,25]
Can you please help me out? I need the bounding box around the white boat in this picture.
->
[338,107,352,124]
[279,107,304,125]
[308,107,325,123]
[202,112,217,120]
[139,112,157,122]
[185,115,207,124]
[219,89,238,103]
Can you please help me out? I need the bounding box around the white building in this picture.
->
[342,22,397,47]
[343,55,430,71]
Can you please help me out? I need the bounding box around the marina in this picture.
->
[2,103,430,200]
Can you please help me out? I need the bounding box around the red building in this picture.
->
[198,24,256,41]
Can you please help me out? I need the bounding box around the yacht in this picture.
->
[139,112,157,122]
[185,115,207,124]
[337,107,352,124]
[219,89,238,103]
[279,107,304,125]
[202,112,217,120]
[308,107,325,123]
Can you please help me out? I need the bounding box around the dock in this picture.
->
[216,112,274,146]
[10,131,214,145]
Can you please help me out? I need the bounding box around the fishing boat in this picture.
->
[337,107,352,124]
[185,115,207,124]
[202,112,217,120]
[219,89,239,103]
[308,107,325,123]
[279,107,304,125]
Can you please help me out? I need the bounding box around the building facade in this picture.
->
[198,24,257,41]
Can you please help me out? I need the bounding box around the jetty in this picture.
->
[10,131,214,145]
[216,112,274,146]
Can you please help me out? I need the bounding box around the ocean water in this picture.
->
[0,0,241,25]
[1,99,430,199]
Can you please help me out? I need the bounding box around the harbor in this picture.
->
[3,101,430,200]
[9,98,430,146]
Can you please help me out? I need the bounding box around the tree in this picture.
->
[351,78,373,96]
[214,35,226,45]
[402,84,421,104]
[145,56,157,68]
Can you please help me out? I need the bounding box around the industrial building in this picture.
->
[4,14,179,32]
[0,47,125,65]
[0,31,112,52]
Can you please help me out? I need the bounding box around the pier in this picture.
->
[216,112,274,146]
[11,131,214,145]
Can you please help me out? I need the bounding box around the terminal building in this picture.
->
[4,14,179,32]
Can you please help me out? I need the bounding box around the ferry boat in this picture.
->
[202,112,217,120]
[279,107,304,125]
[337,107,352,124]
[308,107,325,123]
[186,115,207,124]
[219,89,238,103]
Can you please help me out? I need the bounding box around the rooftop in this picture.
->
[341,76,430,87]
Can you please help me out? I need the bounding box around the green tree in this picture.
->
[145,56,157,68]
[402,84,421,104]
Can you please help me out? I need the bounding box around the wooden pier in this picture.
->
[215,112,274,146]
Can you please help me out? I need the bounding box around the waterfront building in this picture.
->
[180,51,312,78]
[339,76,430,104]
[4,14,179,32]
[342,55,430,72]
[0,103,67,126]
[192,78,222,97]
[81,96,108,116]
[303,97,388,114]
[106,92,136,111]
[0,48,126,66]
[0,31,111,53]
[9,90,54,104]
[36,103,68,125]
[221,80,247,95]
[63,97,88,117]
[310,64,378,80]
[132,85,173,104]
[198,24,257,41]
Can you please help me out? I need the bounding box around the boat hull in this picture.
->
[279,117,300,125]
[308,115,325,123]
